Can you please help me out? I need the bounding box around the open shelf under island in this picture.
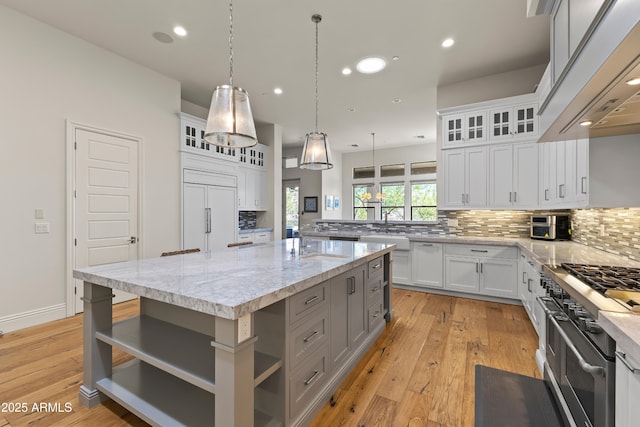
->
[73,238,395,427]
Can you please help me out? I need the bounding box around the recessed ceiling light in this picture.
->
[152,32,174,44]
[342,67,352,75]
[415,135,425,139]
[273,87,283,95]
[347,107,356,112]
[356,57,387,74]
[441,38,455,48]
[392,98,402,103]
[625,77,640,86]
[350,144,359,147]
[392,56,400,61]
[580,120,593,126]
[173,26,187,37]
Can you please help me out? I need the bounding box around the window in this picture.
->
[380,163,405,177]
[411,161,436,175]
[411,181,437,221]
[381,183,405,220]
[353,166,375,179]
[353,184,374,220]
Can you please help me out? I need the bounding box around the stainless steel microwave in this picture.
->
[530,215,571,240]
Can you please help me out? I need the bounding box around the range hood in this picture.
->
[538,1,640,142]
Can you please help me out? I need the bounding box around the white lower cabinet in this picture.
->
[444,244,518,299]
[615,346,640,427]
[518,253,543,335]
[391,250,411,285]
[239,231,272,244]
[411,242,443,288]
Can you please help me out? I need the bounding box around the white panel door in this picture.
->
[207,185,237,251]
[489,144,513,207]
[183,183,208,251]
[513,142,539,208]
[479,258,518,299]
[466,147,488,207]
[412,242,443,288]
[75,128,138,313]
[443,149,466,208]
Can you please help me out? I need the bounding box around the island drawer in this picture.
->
[367,276,384,302]
[368,297,385,332]
[444,244,517,259]
[289,308,329,370]
[290,347,330,420]
[289,282,328,325]
[368,256,384,279]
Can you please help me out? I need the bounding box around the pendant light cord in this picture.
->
[314,16,319,133]
[372,132,375,168]
[229,1,234,87]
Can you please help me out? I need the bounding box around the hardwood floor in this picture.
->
[0,289,539,427]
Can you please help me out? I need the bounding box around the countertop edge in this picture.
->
[599,311,640,361]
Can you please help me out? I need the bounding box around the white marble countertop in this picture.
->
[73,239,394,320]
[304,231,640,269]
[599,311,640,361]
[238,227,273,234]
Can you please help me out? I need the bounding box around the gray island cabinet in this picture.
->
[73,239,394,427]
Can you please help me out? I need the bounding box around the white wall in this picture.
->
[0,6,181,331]
[341,144,437,219]
[256,124,283,237]
[282,147,323,230]
[321,151,343,220]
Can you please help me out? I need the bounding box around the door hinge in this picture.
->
[74,238,77,246]
[74,286,77,295]
[74,190,77,198]
[74,141,77,150]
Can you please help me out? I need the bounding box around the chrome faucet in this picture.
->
[384,211,389,233]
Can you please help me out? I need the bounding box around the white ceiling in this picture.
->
[0,0,549,152]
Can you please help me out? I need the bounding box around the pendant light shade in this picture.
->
[205,85,257,147]
[301,131,333,170]
[205,1,257,148]
[300,14,333,170]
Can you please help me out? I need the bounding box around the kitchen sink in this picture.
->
[300,253,349,260]
[359,234,410,250]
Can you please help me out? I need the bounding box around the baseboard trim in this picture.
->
[0,303,66,334]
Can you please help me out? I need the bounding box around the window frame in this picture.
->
[410,180,437,221]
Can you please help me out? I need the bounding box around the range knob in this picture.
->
[572,308,589,320]
[585,320,603,335]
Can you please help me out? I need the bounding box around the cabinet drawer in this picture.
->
[368,298,385,331]
[289,283,328,325]
[368,256,384,279]
[445,244,517,259]
[367,276,384,301]
[290,347,329,419]
[289,308,329,370]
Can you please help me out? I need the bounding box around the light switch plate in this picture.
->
[35,222,50,234]
[35,208,44,219]
[238,313,251,342]
[447,218,459,227]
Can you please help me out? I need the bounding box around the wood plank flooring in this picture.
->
[0,289,539,427]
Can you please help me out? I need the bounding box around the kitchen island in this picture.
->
[73,239,394,427]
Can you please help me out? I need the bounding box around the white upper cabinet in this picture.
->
[442,147,488,209]
[489,142,539,209]
[539,138,589,208]
[440,94,539,149]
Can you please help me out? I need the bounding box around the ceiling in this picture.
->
[0,0,549,152]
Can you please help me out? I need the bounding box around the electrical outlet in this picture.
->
[447,218,459,227]
[238,314,251,342]
[35,222,50,234]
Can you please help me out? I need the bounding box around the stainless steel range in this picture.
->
[538,263,640,427]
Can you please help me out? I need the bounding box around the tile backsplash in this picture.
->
[239,211,257,230]
[571,208,640,261]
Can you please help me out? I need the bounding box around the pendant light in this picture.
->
[204,0,257,148]
[300,14,333,170]
[362,133,385,203]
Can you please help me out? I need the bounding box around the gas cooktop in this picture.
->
[561,263,640,295]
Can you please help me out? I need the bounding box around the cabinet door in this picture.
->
[563,139,577,202]
[183,183,208,251]
[552,0,570,83]
[257,169,268,210]
[489,144,513,207]
[442,149,466,208]
[206,185,237,251]
[412,243,443,288]
[466,147,488,207]
[465,112,486,143]
[616,346,640,427]
[575,138,589,203]
[513,142,539,208]
[444,256,479,293]
[237,168,248,209]
[490,109,512,140]
[479,258,518,299]
[392,250,411,285]
[540,142,557,205]
[555,140,567,202]
[349,267,367,350]
[444,115,464,144]
[330,271,350,369]
[513,105,537,138]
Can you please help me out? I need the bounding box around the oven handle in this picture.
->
[550,315,606,377]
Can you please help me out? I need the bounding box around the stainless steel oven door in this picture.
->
[550,314,615,427]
